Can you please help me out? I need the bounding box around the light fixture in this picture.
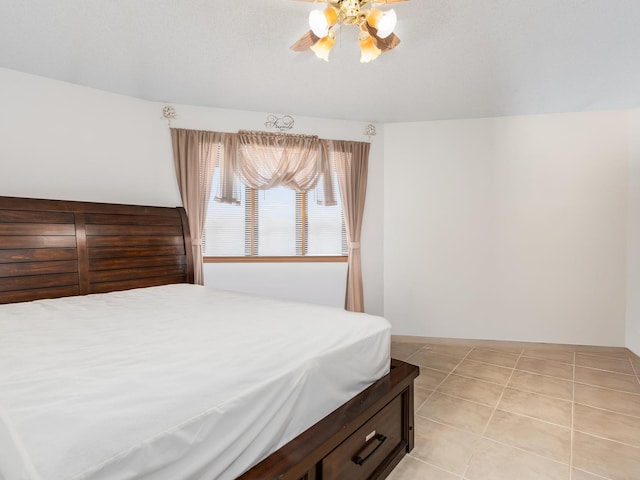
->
[291,0,407,63]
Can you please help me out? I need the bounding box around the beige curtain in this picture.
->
[331,140,370,312]
[216,131,335,205]
[171,128,222,285]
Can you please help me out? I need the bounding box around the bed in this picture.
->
[0,196,418,480]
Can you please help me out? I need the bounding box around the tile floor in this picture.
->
[389,338,640,480]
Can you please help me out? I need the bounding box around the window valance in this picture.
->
[215,130,336,206]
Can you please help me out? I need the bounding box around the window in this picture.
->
[203,164,347,259]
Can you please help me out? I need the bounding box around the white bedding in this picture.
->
[0,284,390,480]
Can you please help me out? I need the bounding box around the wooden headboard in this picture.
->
[0,196,194,304]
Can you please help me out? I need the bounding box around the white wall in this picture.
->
[0,68,384,314]
[627,110,640,355]
[0,69,179,206]
[3,67,639,347]
[385,111,630,346]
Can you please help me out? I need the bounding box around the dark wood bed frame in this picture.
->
[0,195,418,480]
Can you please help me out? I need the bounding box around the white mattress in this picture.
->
[0,284,390,480]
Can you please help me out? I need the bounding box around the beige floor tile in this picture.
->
[390,339,640,480]
[415,386,433,409]
[473,341,524,355]
[463,438,569,480]
[571,468,610,480]
[516,356,574,380]
[573,403,640,447]
[409,350,462,373]
[575,367,640,394]
[454,359,513,385]
[575,353,635,375]
[386,455,459,480]
[391,342,426,361]
[437,374,505,407]
[467,348,520,368]
[412,417,481,475]
[415,367,450,390]
[417,392,494,434]
[521,348,574,364]
[629,353,640,373]
[498,387,572,427]
[483,409,571,463]
[572,345,630,360]
[508,370,573,400]
[574,383,640,418]
[573,431,640,480]
[428,343,474,358]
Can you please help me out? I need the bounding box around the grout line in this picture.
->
[573,400,640,420]
[421,347,474,406]
[569,352,576,480]
[417,413,574,467]
[483,435,571,466]
[469,346,523,356]
[460,432,572,468]
[492,407,570,430]
[508,368,640,397]
[571,467,613,480]
[519,354,574,366]
[573,350,633,362]
[416,391,574,430]
[572,381,640,397]
[413,386,432,413]
[573,379,640,396]
[460,349,525,478]
[459,357,517,370]
[452,357,516,370]
[417,388,500,409]
[519,353,574,366]
[440,371,511,389]
[414,416,482,438]
[573,428,640,449]
[574,364,637,377]
[404,453,463,478]
[627,355,640,386]
[573,347,629,360]
[417,402,571,430]
[511,367,573,383]
[404,348,429,363]
[514,367,573,382]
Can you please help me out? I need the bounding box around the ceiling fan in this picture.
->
[291,0,409,63]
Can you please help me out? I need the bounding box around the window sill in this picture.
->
[204,256,348,264]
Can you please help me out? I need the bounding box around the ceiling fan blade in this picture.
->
[365,23,400,52]
[291,30,321,51]
[377,32,400,51]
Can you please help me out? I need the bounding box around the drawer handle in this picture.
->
[353,434,387,466]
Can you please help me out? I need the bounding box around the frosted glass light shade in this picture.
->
[376,9,397,39]
[358,33,381,63]
[309,8,338,38]
[311,35,336,62]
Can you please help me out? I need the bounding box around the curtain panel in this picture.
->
[171,128,224,285]
[331,140,370,313]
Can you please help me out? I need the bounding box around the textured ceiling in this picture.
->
[1,0,639,122]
